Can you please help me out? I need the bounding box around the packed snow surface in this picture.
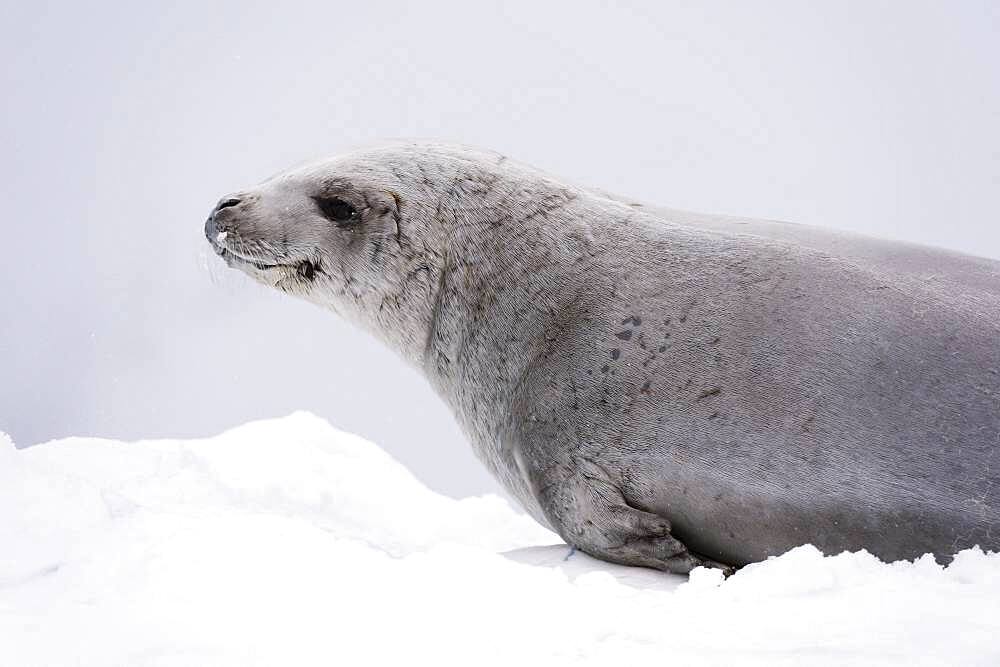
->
[3,413,1000,666]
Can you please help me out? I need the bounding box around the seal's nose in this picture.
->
[205,195,244,241]
[215,197,241,212]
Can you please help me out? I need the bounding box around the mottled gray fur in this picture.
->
[205,142,1000,572]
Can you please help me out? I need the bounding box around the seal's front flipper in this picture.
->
[594,501,706,574]
[533,459,718,575]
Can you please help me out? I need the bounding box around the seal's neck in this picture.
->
[410,175,597,487]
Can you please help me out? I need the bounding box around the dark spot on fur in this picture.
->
[614,329,633,341]
[601,365,610,373]
[658,345,667,353]
[697,386,721,400]
[610,349,621,360]
[621,315,642,327]
[640,381,651,394]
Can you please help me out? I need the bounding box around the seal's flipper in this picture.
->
[531,458,710,575]
[589,504,706,574]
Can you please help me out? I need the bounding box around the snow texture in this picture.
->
[3,412,999,666]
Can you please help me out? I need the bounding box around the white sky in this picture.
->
[2,1,998,498]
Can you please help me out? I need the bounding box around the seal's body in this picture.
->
[206,143,1000,571]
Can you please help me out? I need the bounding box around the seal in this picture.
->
[205,142,1000,573]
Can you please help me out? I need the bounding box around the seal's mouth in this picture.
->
[212,238,318,280]
[217,245,283,271]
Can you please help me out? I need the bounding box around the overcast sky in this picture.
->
[2,1,998,498]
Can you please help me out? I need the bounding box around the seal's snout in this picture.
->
[205,194,245,245]
[204,213,218,245]
[204,210,223,247]
[203,191,291,274]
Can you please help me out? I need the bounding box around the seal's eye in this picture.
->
[314,196,359,225]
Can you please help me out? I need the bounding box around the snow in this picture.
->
[3,413,1000,666]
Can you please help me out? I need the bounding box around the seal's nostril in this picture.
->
[217,198,241,211]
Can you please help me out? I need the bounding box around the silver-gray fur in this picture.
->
[205,142,1000,572]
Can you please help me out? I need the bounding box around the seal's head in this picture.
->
[204,153,409,303]
[205,142,578,364]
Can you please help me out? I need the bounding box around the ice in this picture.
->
[3,413,999,666]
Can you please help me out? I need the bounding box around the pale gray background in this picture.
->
[2,1,998,498]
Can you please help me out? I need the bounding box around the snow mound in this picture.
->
[3,413,999,666]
